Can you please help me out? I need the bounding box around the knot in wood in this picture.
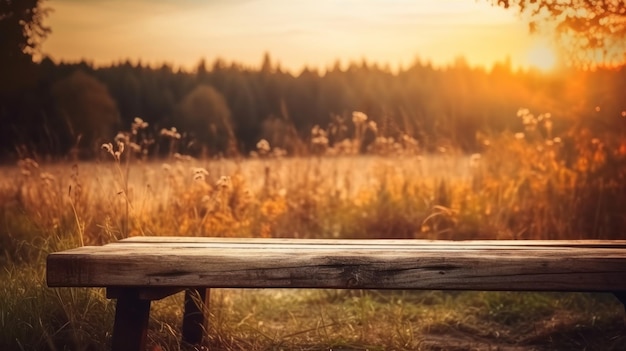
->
[347,272,361,287]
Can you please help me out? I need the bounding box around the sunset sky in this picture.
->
[42,0,557,72]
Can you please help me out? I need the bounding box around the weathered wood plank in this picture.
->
[47,240,626,292]
[48,241,626,255]
[103,243,626,251]
[118,236,626,248]
[48,243,626,255]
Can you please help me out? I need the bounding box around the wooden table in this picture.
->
[47,237,626,350]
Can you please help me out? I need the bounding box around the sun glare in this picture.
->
[527,41,557,71]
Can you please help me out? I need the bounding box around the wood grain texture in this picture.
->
[117,236,626,247]
[47,238,626,292]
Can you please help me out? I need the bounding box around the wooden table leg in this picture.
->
[111,290,151,351]
[182,288,210,346]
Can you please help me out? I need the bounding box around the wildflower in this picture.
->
[544,119,553,131]
[335,139,353,154]
[517,108,530,118]
[192,167,209,181]
[216,176,232,190]
[537,112,552,122]
[553,137,562,144]
[311,125,319,135]
[256,139,271,154]
[102,142,122,160]
[522,114,537,127]
[112,141,125,161]
[367,121,378,132]
[514,132,525,140]
[311,125,327,137]
[352,111,368,124]
[271,147,287,158]
[311,126,329,148]
[115,132,129,143]
[312,135,329,146]
[101,143,113,154]
[160,127,181,139]
[132,117,149,133]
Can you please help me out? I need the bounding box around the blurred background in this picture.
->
[1,0,625,160]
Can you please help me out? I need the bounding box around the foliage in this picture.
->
[0,0,50,93]
[178,84,235,156]
[51,70,120,156]
[492,0,626,65]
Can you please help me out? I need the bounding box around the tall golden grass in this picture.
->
[1,110,625,349]
[3,110,625,247]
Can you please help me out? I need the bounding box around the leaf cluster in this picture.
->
[493,0,626,64]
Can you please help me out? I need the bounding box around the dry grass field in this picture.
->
[1,111,626,350]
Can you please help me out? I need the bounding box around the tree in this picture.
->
[178,84,235,156]
[493,0,626,65]
[52,70,120,154]
[0,0,51,93]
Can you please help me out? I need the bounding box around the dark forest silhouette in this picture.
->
[1,54,626,161]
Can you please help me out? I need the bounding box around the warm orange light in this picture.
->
[527,41,557,71]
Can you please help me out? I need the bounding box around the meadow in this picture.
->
[1,111,626,350]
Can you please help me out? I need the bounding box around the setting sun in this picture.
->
[527,40,558,71]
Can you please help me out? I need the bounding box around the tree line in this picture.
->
[1,53,625,161]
